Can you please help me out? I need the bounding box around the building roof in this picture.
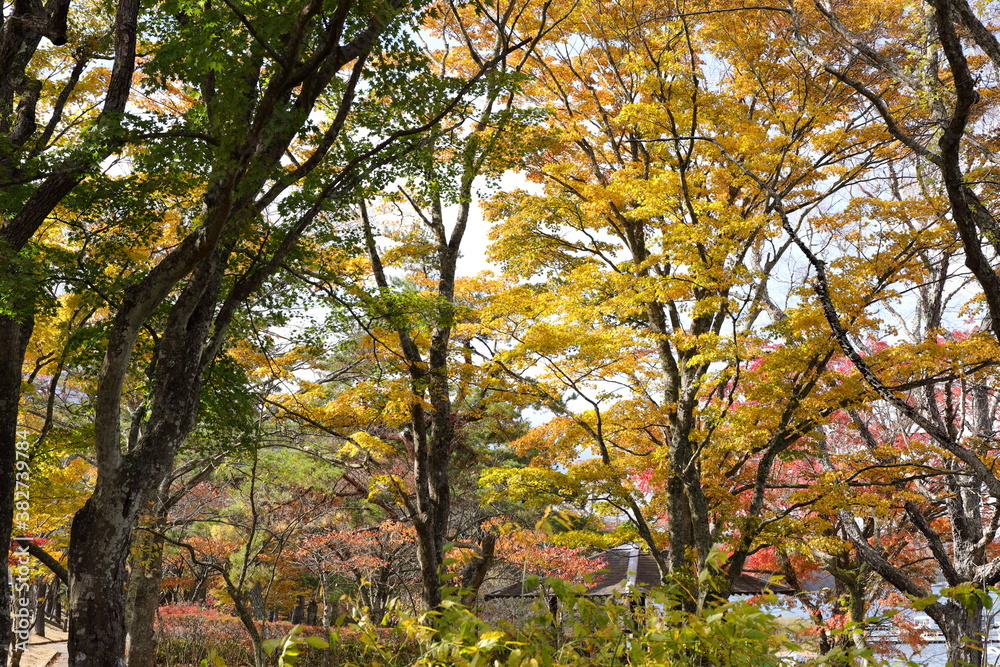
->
[484,544,794,599]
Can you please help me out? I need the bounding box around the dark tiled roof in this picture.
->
[732,572,795,595]
[485,545,794,599]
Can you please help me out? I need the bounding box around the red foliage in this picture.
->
[155,605,418,667]
[494,527,606,583]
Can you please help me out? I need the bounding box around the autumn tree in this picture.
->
[8,168,275,666]
[263,0,558,612]
[360,2,556,612]
[0,0,140,657]
[750,0,1000,664]
[157,452,336,667]
[269,268,544,612]
[289,520,418,626]
[478,0,889,609]
[4,0,534,663]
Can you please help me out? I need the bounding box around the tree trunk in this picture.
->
[845,571,869,661]
[459,532,495,607]
[126,524,165,667]
[940,603,985,667]
[247,583,266,620]
[34,579,46,636]
[413,515,445,610]
[0,313,33,667]
[125,456,220,667]
[67,475,145,667]
[67,243,225,665]
[221,573,266,667]
[413,366,455,613]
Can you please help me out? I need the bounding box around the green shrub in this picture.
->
[172,581,893,667]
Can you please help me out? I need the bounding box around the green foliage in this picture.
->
[191,353,260,454]
[909,583,996,615]
[262,625,331,665]
[0,242,49,320]
[184,578,897,667]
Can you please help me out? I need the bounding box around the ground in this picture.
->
[11,622,68,667]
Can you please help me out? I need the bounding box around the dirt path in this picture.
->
[10,623,68,667]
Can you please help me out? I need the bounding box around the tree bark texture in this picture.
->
[939,603,986,667]
[0,314,33,666]
[67,475,142,667]
[125,525,165,667]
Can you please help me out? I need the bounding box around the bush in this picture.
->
[156,581,888,666]
[399,578,799,667]
[154,605,420,666]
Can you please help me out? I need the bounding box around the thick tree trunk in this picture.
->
[412,373,454,612]
[0,313,33,667]
[644,301,712,594]
[125,524,165,667]
[666,378,713,606]
[413,513,446,610]
[67,244,225,665]
[939,604,985,667]
[67,483,140,666]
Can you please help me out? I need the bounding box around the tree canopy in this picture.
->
[6,0,1000,666]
